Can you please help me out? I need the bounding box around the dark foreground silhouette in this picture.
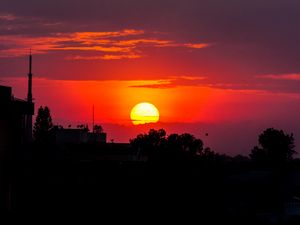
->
[2,128,299,225]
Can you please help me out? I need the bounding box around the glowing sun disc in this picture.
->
[130,102,160,125]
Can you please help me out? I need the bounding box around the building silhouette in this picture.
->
[0,54,34,211]
[0,54,34,146]
[0,86,34,146]
[50,126,107,145]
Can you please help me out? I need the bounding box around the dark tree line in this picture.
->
[131,127,296,167]
[33,106,296,167]
[130,128,216,162]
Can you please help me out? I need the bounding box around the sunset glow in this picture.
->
[1,0,300,154]
[130,102,159,125]
[3,1,300,219]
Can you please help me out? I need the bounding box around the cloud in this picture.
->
[128,74,300,94]
[0,28,211,59]
[257,74,300,81]
[67,54,142,60]
[127,76,281,92]
[184,43,212,49]
[129,76,206,89]
[100,54,142,60]
[115,39,172,47]
[69,29,145,40]
[129,80,175,89]
[2,0,300,73]
[1,1,300,95]
[0,13,18,21]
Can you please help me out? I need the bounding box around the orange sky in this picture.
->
[2,74,300,156]
[4,77,300,127]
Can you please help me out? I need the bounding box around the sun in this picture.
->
[130,102,160,125]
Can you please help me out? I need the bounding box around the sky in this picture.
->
[1,0,300,155]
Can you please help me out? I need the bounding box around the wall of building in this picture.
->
[0,85,34,212]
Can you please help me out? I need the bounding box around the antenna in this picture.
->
[92,104,95,133]
[26,49,33,142]
[27,49,33,103]
[29,49,32,74]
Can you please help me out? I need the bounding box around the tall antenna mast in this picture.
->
[27,49,33,103]
[26,49,33,142]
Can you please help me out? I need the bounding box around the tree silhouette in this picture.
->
[201,147,217,159]
[250,128,296,166]
[130,129,166,158]
[179,133,203,155]
[33,106,53,143]
[93,124,103,133]
[165,133,203,156]
[130,129,204,160]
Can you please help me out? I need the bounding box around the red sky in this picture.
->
[1,0,300,155]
